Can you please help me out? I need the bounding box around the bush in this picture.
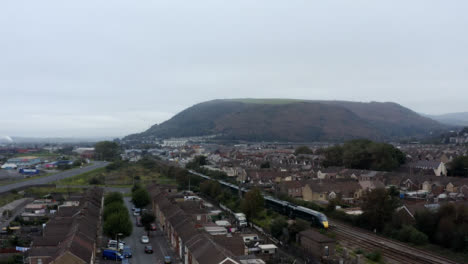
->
[365,250,382,262]
[409,228,428,245]
[396,225,428,245]
[89,176,103,185]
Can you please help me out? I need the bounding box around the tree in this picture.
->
[359,188,400,232]
[186,155,208,169]
[322,140,405,171]
[103,202,128,221]
[448,156,468,177]
[287,219,310,242]
[104,192,124,206]
[294,146,313,156]
[132,188,150,209]
[241,188,264,219]
[270,217,288,239]
[95,141,120,161]
[260,161,270,169]
[141,213,156,235]
[103,211,132,238]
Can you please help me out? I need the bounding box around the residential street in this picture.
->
[117,197,179,264]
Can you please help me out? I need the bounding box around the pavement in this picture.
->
[0,161,108,193]
[100,197,179,264]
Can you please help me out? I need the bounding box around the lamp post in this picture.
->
[116,232,123,262]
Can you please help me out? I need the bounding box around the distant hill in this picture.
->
[425,112,468,127]
[125,99,446,142]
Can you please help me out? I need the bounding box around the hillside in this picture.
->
[426,112,468,127]
[125,99,445,142]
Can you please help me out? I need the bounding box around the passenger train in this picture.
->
[188,170,329,229]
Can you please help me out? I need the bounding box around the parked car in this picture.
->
[150,223,157,231]
[136,216,142,227]
[164,256,172,263]
[102,249,123,260]
[122,245,132,258]
[144,245,153,254]
[141,235,149,244]
[107,240,125,251]
[133,208,141,216]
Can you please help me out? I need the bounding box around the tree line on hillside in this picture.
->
[318,139,406,171]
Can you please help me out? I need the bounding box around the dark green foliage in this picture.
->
[103,192,132,238]
[106,160,129,171]
[103,211,132,238]
[448,156,468,177]
[396,225,428,245]
[260,161,270,169]
[186,155,208,169]
[365,250,382,262]
[132,188,150,209]
[287,219,310,243]
[359,188,401,232]
[322,140,406,171]
[270,217,287,239]
[294,146,314,156]
[200,180,222,199]
[95,141,120,161]
[104,192,124,206]
[241,188,264,219]
[413,204,468,252]
[141,213,156,234]
[104,202,128,221]
[88,176,104,185]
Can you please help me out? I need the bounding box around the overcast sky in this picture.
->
[1,1,467,138]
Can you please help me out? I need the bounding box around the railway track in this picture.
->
[331,221,459,264]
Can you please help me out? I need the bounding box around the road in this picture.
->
[0,161,108,193]
[118,197,179,264]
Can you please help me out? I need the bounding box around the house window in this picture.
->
[197,215,201,221]
[324,246,329,256]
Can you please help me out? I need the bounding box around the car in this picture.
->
[136,216,142,227]
[133,208,141,216]
[144,245,153,254]
[150,223,157,231]
[107,240,125,251]
[102,249,123,260]
[164,256,172,263]
[122,245,132,258]
[140,235,149,244]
